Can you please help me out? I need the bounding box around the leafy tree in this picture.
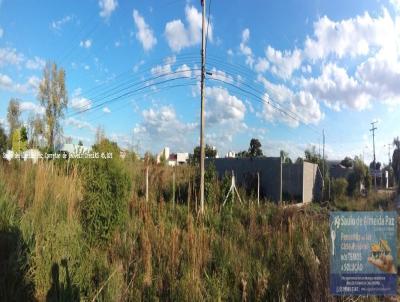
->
[191,144,217,165]
[28,114,44,148]
[280,150,292,163]
[347,157,370,196]
[12,128,28,154]
[0,125,7,157]
[236,150,249,158]
[38,62,68,150]
[248,138,263,157]
[295,157,303,164]
[331,178,348,201]
[369,161,381,171]
[7,99,21,148]
[392,137,400,186]
[340,157,353,168]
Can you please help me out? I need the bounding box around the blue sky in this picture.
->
[0,0,400,164]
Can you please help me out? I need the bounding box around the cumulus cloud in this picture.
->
[65,117,95,132]
[50,15,74,32]
[165,5,213,52]
[0,47,24,66]
[25,56,45,70]
[258,75,323,127]
[102,106,111,113]
[133,105,197,151]
[239,28,254,67]
[70,88,92,112]
[302,63,370,111]
[20,102,45,115]
[99,0,118,19]
[0,73,40,94]
[79,39,92,48]
[265,46,302,79]
[133,9,157,51]
[304,9,394,60]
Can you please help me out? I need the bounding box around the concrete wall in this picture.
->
[303,161,318,203]
[207,158,322,203]
[206,157,282,202]
[282,163,303,201]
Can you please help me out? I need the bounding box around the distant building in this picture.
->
[225,151,236,158]
[157,147,189,166]
[327,160,353,179]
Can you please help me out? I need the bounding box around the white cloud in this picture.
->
[20,102,45,115]
[303,63,372,111]
[71,97,92,112]
[0,73,40,94]
[80,39,92,48]
[134,105,197,151]
[133,9,157,51]
[51,15,74,31]
[99,0,118,19]
[390,0,400,12]
[254,57,269,73]
[165,5,213,52]
[304,9,395,60]
[65,117,95,132]
[265,46,302,79]
[25,56,45,70]
[258,75,323,127]
[239,28,254,67]
[176,64,192,78]
[206,86,246,125]
[0,47,24,66]
[102,106,111,113]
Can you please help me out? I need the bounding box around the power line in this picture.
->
[370,121,378,189]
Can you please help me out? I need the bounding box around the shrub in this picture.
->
[79,157,131,246]
[331,178,348,201]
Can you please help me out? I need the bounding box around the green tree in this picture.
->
[191,144,217,165]
[392,137,400,186]
[12,128,28,154]
[38,62,68,150]
[340,157,353,168]
[7,99,21,148]
[331,178,348,201]
[236,150,249,158]
[0,125,7,157]
[280,150,292,163]
[347,157,370,196]
[248,138,263,157]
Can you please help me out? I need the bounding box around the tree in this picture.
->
[12,128,28,154]
[236,150,249,158]
[0,124,7,157]
[348,157,370,196]
[28,114,44,148]
[369,161,381,171]
[340,157,353,168]
[38,62,68,150]
[392,137,400,186]
[7,99,21,148]
[280,150,292,164]
[248,138,263,157]
[191,144,217,165]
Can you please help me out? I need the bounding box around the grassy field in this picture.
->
[0,159,397,301]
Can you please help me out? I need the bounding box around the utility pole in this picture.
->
[370,122,377,189]
[199,0,206,214]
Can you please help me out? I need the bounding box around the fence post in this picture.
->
[146,166,149,202]
[257,172,260,206]
[172,169,176,207]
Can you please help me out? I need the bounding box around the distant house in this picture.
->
[225,151,236,158]
[157,147,189,166]
[327,160,353,179]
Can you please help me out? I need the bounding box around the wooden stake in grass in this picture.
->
[146,166,149,203]
[172,169,175,207]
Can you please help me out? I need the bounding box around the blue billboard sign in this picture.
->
[330,211,397,296]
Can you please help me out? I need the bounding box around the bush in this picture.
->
[79,157,131,246]
[331,178,348,201]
